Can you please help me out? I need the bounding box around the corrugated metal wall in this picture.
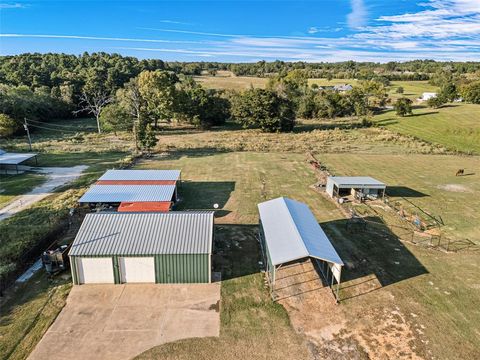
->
[155,254,210,283]
[71,254,210,284]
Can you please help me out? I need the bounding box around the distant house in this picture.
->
[333,84,353,92]
[420,92,437,101]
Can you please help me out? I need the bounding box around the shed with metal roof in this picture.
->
[97,169,180,184]
[78,184,176,204]
[69,212,213,284]
[326,176,386,200]
[0,150,38,174]
[258,197,344,301]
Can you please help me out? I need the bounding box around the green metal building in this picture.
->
[69,212,213,284]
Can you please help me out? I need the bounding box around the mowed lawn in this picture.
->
[320,153,480,243]
[375,103,480,154]
[136,151,480,360]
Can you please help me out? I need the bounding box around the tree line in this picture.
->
[2,53,480,142]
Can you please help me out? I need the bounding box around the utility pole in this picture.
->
[23,118,32,151]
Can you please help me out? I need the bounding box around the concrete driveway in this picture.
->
[28,284,221,360]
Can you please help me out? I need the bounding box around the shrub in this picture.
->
[0,113,20,137]
[394,98,413,116]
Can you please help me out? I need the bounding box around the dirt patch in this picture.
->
[437,184,472,193]
[276,260,429,359]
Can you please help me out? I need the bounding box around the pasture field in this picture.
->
[194,74,437,101]
[1,117,480,360]
[320,153,480,243]
[193,74,267,90]
[0,173,46,208]
[136,150,480,360]
[375,104,480,154]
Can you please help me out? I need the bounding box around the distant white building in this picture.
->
[420,92,437,101]
[333,84,353,92]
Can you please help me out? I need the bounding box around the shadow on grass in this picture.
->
[175,181,235,212]
[387,186,429,198]
[375,118,398,126]
[213,224,260,281]
[321,216,428,299]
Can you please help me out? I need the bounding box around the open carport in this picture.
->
[28,283,220,360]
[258,197,344,302]
[0,149,38,174]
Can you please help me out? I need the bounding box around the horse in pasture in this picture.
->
[456,169,464,176]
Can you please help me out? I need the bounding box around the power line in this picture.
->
[26,123,83,133]
[26,118,96,131]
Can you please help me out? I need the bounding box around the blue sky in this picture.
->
[1,0,480,62]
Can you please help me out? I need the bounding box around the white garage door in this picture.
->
[119,257,155,283]
[77,257,114,284]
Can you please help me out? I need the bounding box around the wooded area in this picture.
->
[1,53,480,145]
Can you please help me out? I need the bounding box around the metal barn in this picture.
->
[69,212,213,284]
[79,169,181,211]
[258,197,344,301]
[326,176,386,200]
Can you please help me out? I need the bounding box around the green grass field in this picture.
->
[0,173,46,208]
[135,151,480,360]
[194,74,437,101]
[1,109,480,360]
[375,104,480,154]
[320,153,480,243]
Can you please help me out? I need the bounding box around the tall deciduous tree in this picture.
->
[231,88,295,133]
[137,70,178,128]
[74,90,112,133]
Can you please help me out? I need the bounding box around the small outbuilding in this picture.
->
[326,176,386,200]
[79,169,181,211]
[78,184,176,204]
[69,211,213,284]
[258,197,344,301]
[0,149,38,174]
[96,169,181,185]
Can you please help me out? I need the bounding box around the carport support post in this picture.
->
[335,267,342,303]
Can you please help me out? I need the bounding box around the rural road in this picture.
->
[0,165,88,221]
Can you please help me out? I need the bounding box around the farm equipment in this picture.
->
[41,243,71,275]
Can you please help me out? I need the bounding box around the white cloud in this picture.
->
[347,0,368,29]
[0,34,200,44]
[158,20,192,25]
[0,3,26,9]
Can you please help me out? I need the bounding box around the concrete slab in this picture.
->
[28,284,220,360]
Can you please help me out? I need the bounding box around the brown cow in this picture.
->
[456,169,464,176]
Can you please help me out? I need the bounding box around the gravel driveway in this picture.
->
[0,165,87,221]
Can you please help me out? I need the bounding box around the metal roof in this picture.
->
[258,197,343,266]
[78,184,175,203]
[98,169,181,181]
[0,152,37,165]
[69,212,214,256]
[328,176,386,188]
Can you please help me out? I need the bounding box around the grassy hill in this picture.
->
[375,104,480,154]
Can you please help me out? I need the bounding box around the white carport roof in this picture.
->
[258,197,343,267]
[98,169,181,181]
[78,184,176,203]
[0,151,37,165]
[328,176,386,189]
